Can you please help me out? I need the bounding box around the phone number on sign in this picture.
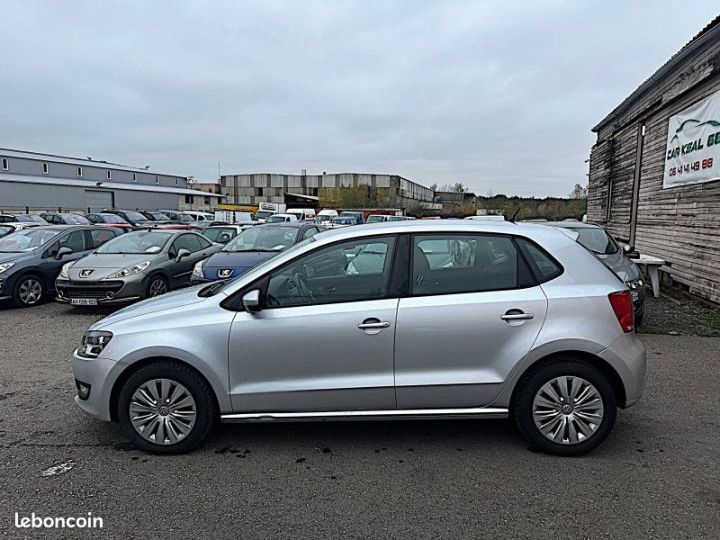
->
[668,158,713,176]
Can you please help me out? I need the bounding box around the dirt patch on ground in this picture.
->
[639,289,720,337]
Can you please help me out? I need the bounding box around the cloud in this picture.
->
[1,0,717,196]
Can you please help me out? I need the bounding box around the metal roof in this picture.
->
[593,15,720,132]
[0,173,225,197]
[0,148,186,178]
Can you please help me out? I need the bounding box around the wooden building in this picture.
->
[587,16,720,303]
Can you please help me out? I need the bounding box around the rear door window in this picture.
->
[411,234,533,296]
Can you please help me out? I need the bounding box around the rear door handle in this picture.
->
[500,312,534,321]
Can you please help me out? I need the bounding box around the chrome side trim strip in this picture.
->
[221,407,509,423]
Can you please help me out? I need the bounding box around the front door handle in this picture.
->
[358,318,391,334]
[500,311,534,321]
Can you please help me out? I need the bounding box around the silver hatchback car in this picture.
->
[72,221,646,456]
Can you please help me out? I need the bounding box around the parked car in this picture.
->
[0,214,49,224]
[39,212,91,225]
[103,209,155,228]
[56,230,221,307]
[0,225,122,307]
[286,208,316,221]
[0,222,42,238]
[266,213,298,223]
[200,224,249,244]
[157,210,197,227]
[86,213,134,232]
[330,216,354,228]
[547,222,646,323]
[183,211,215,228]
[141,211,193,230]
[365,214,391,223]
[339,211,364,225]
[191,222,320,283]
[387,215,415,221]
[314,210,339,226]
[71,220,646,455]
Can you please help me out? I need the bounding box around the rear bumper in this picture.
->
[598,331,647,408]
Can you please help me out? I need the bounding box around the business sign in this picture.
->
[663,89,720,188]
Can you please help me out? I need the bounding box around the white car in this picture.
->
[266,213,298,223]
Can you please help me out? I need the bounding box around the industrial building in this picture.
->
[220,172,435,211]
[587,17,720,303]
[0,148,223,212]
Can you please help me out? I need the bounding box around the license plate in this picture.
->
[69,298,98,306]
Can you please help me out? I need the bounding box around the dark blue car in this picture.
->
[190,222,321,283]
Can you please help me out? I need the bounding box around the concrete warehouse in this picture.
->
[220,172,436,210]
[587,16,720,303]
[0,148,223,212]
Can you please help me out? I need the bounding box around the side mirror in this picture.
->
[56,246,73,260]
[242,289,261,313]
[623,244,640,259]
[176,248,191,262]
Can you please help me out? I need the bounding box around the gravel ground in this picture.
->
[0,302,719,539]
[639,290,720,337]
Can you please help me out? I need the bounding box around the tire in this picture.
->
[118,361,217,454]
[12,274,45,307]
[513,358,617,456]
[145,275,168,298]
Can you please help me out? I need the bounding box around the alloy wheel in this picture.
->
[532,375,605,445]
[129,378,197,445]
[19,278,43,305]
[148,279,168,297]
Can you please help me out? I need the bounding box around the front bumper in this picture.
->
[56,277,144,306]
[72,350,125,422]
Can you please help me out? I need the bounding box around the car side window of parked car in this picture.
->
[169,234,202,257]
[411,234,534,296]
[515,238,563,283]
[265,236,396,308]
[89,227,119,249]
[302,227,319,240]
[45,230,86,257]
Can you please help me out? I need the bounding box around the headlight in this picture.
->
[0,262,15,274]
[627,278,644,290]
[59,262,73,280]
[105,260,151,279]
[77,330,113,359]
[192,260,204,278]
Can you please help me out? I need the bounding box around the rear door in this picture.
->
[394,233,548,409]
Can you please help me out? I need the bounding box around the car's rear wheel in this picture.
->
[12,275,45,307]
[146,275,168,298]
[118,362,217,454]
[513,359,617,456]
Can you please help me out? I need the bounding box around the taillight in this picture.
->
[608,290,634,333]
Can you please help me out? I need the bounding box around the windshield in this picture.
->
[203,227,236,243]
[266,215,288,223]
[255,210,274,220]
[0,225,13,236]
[123,211,149,222]
[95,230,172,254]
[150,212,169,221]
[568,227,619,255]
[101,214,128,224]
[16,215,45,222]
[178,214,193,222]
[366,215,386,223]
[0,228,60,252]
[222,226,297,252]
[64,214,90,224]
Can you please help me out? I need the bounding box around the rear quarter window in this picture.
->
[516,238,563,283]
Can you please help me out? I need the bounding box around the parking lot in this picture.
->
[0,301,717,538]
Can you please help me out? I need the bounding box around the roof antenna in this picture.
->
[509,207,520,223]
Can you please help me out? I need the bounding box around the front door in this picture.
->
[228,235,398,412]
[394,233,548,409]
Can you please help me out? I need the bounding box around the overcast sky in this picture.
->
[1,1,718,196]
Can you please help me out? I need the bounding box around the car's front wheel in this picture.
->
[513,358,617,456]
[12,274,45,307]
[118,361,217,454]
